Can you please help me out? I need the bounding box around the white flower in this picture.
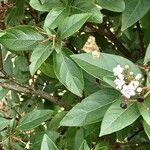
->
[135,73,142,80]
[130,72,134,75]
[125,65,129,69]
[121,84,136,99]
[130,80,139,89]
[113,65,124,77]
[136,87,142,93]
[117,74,124,80]
[114,78,125,90]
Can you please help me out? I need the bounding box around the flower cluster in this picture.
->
[113,65,143,99]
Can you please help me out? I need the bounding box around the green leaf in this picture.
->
[138,96,150,126]
[40,56,56,79]
[143,121,150,140]
[103,76,116,89]
[30,0,63,12]
[0,117,9,131]
[60,89,119,126]
[144,44,150,64]
[44,7,68,30]
[17,110,53,130]
[96,0,125,12]
[29,41,53,76]
[53,49,84,96]
[79,140,90,150]
[100,100,140,136]
[71,1,103,23]
[58,13,90,39]
[0,26,44,51]
[71,53,142,80]
[0,87,9,100]
[41,134,59,150]
[122,0,150,31]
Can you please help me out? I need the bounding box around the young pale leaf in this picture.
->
[96,0,125,12]
[58,13,91,39]
[0,26,44,51]
[71,53,142,80]
[138,96,150,126]
[60,89,120,126]
[122,0,150,31]
[144,44,150,64]
[29,41,53,76]
[79,140,90,150]
[41,134,59,150]
[100,100,140,136]
[53,49,84,97]
[0,117,9,131]
[44,7,68,30]
[143,121,150,140]
[17,110,53,131]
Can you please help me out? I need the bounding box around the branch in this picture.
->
[136,22,145,57]
[0,81,70,110]
[87,24,132,58]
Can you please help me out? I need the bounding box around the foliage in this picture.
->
[0,0,150,149]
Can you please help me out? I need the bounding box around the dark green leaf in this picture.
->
[0,117,9,131]
[79,140,90,150]
[143,121,150,140]
[44,7,68,30]
[138,96,150,126]
[0,26,44,51]
[100,100,140,136]
[29,41,53,76]
[96,0,125,12]
[60,89,119,126]
[58,13,90,39]
[41,134,59,150]
[71,53,142,80]
[122,0,150,31]
[144,44,150,64]
[17,110,53,130]
[30,0,63,12]
[53,49,84,96]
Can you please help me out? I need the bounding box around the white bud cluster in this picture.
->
[113,65,142,99]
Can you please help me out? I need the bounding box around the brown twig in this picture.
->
[0,81,70,110]
[87,24,132,58]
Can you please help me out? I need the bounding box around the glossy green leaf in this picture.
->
[30,0,63,12]
[71,53,142,80]
[138,96,150,126]
[143,121,150,140]
[0,26,44,51]
[29,41,53,76]
[17,110,53,130]
[96,0,125,12]
[0,117,9,131]
[71,1,103,23]
[79,140,90,150]
[122,0,150,31]
[103,76,116,89]
[0,87,9,100]
[53,49,84,96]
[144,44,150,64]
[100,100,140,136]
[60,89,119,126]
[41,134,59,150]
[58,13,90,39]
[44,7,68,30]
